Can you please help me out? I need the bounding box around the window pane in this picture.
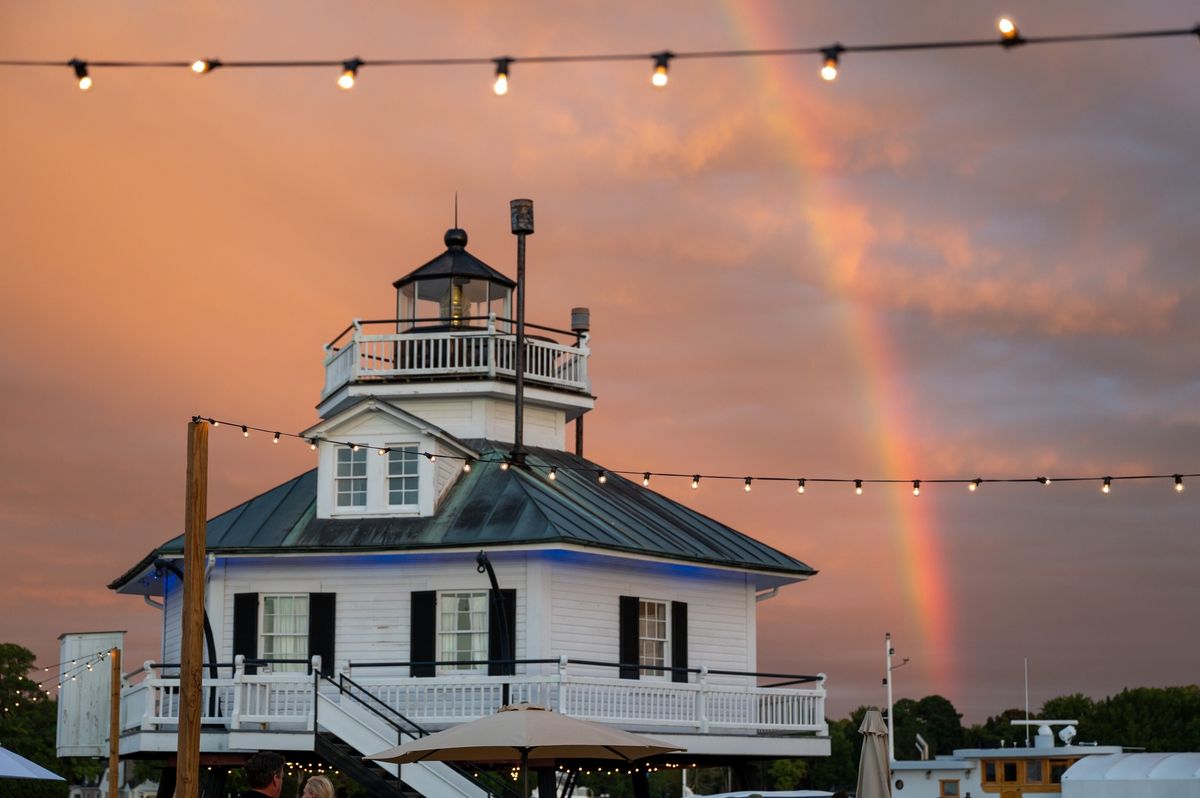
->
[1025,760,1043,783]
[1003,762,1018,782]
[388,446,420,506]
[438,592,489,671]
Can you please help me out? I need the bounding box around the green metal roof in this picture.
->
[110,441,814,590]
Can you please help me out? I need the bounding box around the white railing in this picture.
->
[120,656,319,733]
[351,660,826,735]
[322,317,590,398]
[120,656,826,738]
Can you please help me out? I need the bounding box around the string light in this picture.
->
[597,469,607,484]
[493,57,510,95]
[193,416,1199,497]
[68,58,91,91]
[338,58,362,90]
[651,51,672,87]
[1102,476,1112,494]
[998,17,1024,46]
[16,21,1195,96]
[191,59,220,74]
[820,45,842,81]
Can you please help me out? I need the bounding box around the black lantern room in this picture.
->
[393,228,516,333]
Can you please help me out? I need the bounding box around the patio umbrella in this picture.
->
[366,703,682,795]
[0,745,66,781]
[855,709,891,798]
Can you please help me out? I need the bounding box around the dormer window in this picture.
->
[387,446,420,507]
[336,447,368,507]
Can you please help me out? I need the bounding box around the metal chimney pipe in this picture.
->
[571,307,589,457]
[510,199,534,464]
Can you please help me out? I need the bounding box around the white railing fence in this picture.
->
[322,317,590,398]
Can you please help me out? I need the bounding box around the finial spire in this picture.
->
[454,192,458,228]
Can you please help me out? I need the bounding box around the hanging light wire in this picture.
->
[191,416,1200,496]
[7,22,1197,90]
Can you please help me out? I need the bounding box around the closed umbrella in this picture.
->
[366,703,682,795]
[855,709,891,798]
[0,745,66,781]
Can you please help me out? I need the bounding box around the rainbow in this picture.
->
[720,3,957,694]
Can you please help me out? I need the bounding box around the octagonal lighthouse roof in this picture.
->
[392,227,517,290]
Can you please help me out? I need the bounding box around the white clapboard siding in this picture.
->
[209,553,526,675]
[162,571,183,665]
[547,556,754,684]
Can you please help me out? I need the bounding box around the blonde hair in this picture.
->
[302,775,334,798]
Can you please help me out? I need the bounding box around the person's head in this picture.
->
[244,751,285,796]
[302,775,334,798]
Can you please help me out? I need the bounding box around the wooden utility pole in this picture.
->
[175,419,208,798]
[108,646,121,798]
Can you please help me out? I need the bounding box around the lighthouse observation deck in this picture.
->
[322,315,590,400]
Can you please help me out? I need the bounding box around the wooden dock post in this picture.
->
[108,646,121,798]
[175,419,208,798]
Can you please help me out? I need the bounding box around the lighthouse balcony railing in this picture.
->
[118,656,827,739]
[322,316,590,399]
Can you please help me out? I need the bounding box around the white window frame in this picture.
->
[437,590,489,674]
[386,444,421,509]
[335,446,368,507]
[260,593,309,673]
[638,598,670,678]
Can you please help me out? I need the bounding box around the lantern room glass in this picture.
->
[397,277,511,332]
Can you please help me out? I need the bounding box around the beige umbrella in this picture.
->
[855,709,891,798]
[366,703,683,795]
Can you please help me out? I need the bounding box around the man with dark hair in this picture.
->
[241,751,285,798]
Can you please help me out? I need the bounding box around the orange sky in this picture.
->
[2,1,1198,722]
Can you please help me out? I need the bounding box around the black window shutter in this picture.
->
[619,595,640,680]
[308,593,336,677]
[671,601,688,683]
[233,593,258,676]
[488,588,516,676]
[410,590,437,677]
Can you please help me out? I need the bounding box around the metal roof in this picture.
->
[392,228,517,289]
[110,441,814,591]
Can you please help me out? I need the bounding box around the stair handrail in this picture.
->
[325,673,524,798]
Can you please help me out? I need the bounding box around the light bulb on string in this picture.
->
[338,58,362,90]
[499,460,510,471]
[309,438,318,450]
[242,425,249,438]
[820,45,842,81]
[192,59,220,74]
[969,478,982,492]
[597,469,607,484]
[744,477,752,492]
[493,58,511,95]
[69,59,92,91]
[463,459,473,473]
[1174,474,1185,492]
[651,51,672,87]
[797,478,806,494]
[691,475,700,489]
[379,447,390,457]
[642,472,651,486]
[998,17,1023,46]
[273,432,280,444]
[855,479,863,495]
[1038,476,1051,486]
[1102,476,1112,494]
[425,452,437,462]
[912,480,921,496]
[548,466,558,481]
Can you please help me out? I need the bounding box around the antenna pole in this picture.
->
[1024,657,1030,747]
[509,199,534,464]
[885,632,896,764]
